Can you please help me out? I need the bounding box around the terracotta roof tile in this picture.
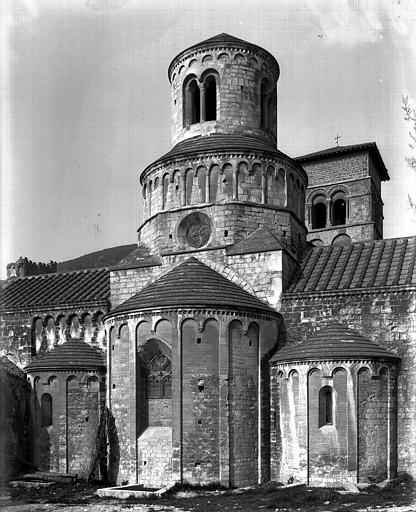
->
[0,269,109,312]
[285,237,416,295]
[25,339,105,372]
[109,257,277,316]
[270,322,400,363]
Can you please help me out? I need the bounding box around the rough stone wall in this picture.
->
[228,320,258,486]
[109,324,135,483]
[139,202,305,257]
[142,155,305,223]
[308,368,351,484]
[0,360,32,483]
[181,318,220,483]
[0,307,107,369]
[111,247,298,312]
[303,152,385,244]
[29,370,104,477]
[67,384,100,474]
[169,45,279,146]
[358,368,397,482]
[307,223,378,246]
[136,427,172,488]
[280,289,416,478]
[303,153,369,188]
[106,310,280,487]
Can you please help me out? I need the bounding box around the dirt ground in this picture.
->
[1,477,415,512]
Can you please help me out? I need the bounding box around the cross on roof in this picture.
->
[334,134,341,146]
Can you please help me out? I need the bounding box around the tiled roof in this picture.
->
[270,322,400,363]
[25,339,105,372]
[0,269,110,312]
[0,356,26,379]
[295,142,389,180]
[227,226,289,256]
[109,257,277,316]
[199,33,250,46]
[141,134,306,181]
[285,237,416,296]
[168,33,279,79]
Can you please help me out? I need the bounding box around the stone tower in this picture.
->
[296,143,389,246]
[105,33,309,488]
[138,33,307,261]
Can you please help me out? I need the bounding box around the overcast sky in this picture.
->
[1,0,416,278]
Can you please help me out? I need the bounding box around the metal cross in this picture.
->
[334,134,341,146]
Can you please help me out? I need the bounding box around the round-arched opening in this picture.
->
[204,75,217,121]
[311,200,327,229]
[332,198,347,226]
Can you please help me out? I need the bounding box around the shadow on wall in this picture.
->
[106,408,120,486]
[0,361,34,483]
[33,392,53,472]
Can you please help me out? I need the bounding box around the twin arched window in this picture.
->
[183,73,217,126]
[311,191,348,229]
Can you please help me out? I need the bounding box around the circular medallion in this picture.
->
[177,212,212,249]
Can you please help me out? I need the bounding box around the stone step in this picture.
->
[20,472,78,484]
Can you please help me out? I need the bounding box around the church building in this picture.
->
[1,34,415,489]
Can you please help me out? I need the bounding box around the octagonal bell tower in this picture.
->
[138,34,307,259]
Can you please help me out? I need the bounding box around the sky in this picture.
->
[1,0,416,278]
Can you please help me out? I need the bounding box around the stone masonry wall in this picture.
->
[0,361,32,483]
[106,309,280,487]
[280,289,416,478]
[0,306,107,369]
[139,202,306,257]
[142,155,306,223]
[303,153,369,188]
[169,43,279,146]
[110,247,297,312]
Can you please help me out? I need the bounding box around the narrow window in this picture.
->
[205,75,216,121]
[312,201,327,229]
[185,79,200,125]
[332,198,347,226]
[41,393,53,427]
[319,386,333,427]
[260,79,269,128]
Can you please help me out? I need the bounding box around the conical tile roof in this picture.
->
[270,322,400,363]
[109,257,277,316]
[25,339,105,372]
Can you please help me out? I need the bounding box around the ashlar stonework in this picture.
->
[0,33,415,488]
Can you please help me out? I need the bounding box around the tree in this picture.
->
[402,96,416,213]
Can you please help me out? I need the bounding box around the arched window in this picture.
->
[184,78,200,126]
[146,351,172,399]
[204,75,217,121]
[311,197,327,229]
[332,193,347,226]
[41,393,53,427]
[319,386,333,427]
[260,79,269,128]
